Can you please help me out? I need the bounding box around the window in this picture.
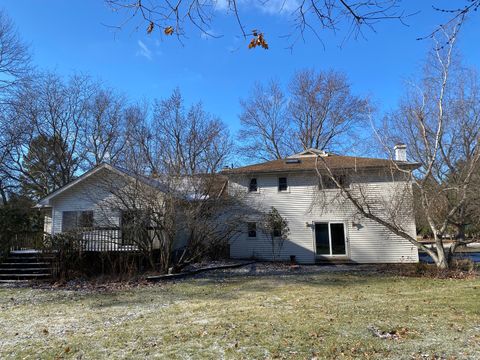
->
[273,224,282,238]
[278,177,288,191]
[62,211,94,232]
[247,222,257,238]
[319,175,349,190]
[249,178,258,192]
[315,222,346,256]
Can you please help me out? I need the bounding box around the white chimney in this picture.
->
[394,143,407,162]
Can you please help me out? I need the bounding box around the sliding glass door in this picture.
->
[315,222,347,256]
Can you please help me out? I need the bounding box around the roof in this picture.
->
[35,163,125,208]
[222,153,420,175]
[36,163,228,207]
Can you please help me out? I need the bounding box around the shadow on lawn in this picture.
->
[87,267,374,308]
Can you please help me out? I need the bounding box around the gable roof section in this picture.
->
[288,148,329,158]
[35,163,162,208]
[36,164,229,208]
[222,154,420,175]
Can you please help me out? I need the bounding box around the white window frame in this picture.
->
[312,221,348,257]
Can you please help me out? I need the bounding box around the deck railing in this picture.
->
[3,227,159,254]
[8,232,47,251]
[53,227,158,252]
[67,227,142,252]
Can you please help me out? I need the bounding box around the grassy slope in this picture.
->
[0,272,479,359]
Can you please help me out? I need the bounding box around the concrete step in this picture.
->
[0,268,51,274]
[0,262,51,267]
[0,279,31,284]
[5,256,55,263]
[0,273,51,280]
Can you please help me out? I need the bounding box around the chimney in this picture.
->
[394,143,407,162]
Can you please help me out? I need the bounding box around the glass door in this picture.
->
[315,222,347,256]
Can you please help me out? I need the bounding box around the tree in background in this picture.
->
[82,88,128,167]
[288,69,370,152]
[19,135,78,199]
[238,69,370,161]
[238,80,290,161]
[0,72,132,201]
[0,10,32,205]
[0,10,31,98]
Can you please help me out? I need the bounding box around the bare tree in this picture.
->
[314,20,479,269]
[150,88,232,175]
[1,73,94,199]
[82,87,127,167]
[238,80,290,161]
[87,89,245,273]
[238,69,370,162]
[288,69,370,152]
[0,10,31,204]
[0,10,31,97]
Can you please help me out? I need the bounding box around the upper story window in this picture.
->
[247,222,257,238]
[278,177,288,191]
[319,174,349,190]
[249,178,258,192]
[62,211,94,232]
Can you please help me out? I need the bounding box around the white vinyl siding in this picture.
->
[50,171,121,235]
[228,171,418,264]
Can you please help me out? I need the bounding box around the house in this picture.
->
[222,147,420,264]
[35,163,228,254]
[35,146,420,265]
[35,163,173,252]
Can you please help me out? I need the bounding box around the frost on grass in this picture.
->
[0,271,479,359]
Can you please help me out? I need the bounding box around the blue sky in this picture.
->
[2,1,480,136]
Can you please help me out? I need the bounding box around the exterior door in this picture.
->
[315,222,347,256]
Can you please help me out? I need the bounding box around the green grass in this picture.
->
[0,271,479,359]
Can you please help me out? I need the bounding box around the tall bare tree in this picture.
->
[150,88,232,175]
[82,87,127,167]
[0,10,31,204]
[238,69,369,161]
[0,10,31,97]
[288,69,370,152]
[315,20,479,269]
[238,80,290,161]
[1,73,94,199]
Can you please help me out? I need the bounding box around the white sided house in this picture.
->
[223,147,420,264]
[36,163,173,252]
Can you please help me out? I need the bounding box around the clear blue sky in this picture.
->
[2,1,480,136]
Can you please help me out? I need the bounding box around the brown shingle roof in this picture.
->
[222,155,420,175]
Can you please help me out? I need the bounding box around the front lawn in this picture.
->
[0,266,479,359]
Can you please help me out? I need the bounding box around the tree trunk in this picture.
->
[434,235,449,269]
[446,224,465,265]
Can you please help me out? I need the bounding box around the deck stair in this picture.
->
[0,250,54,282]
